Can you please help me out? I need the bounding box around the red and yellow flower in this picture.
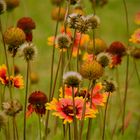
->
[129,28,140,44]
[46,97,96,124]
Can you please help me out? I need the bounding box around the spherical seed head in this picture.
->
[107,41,126,56]
[80,60,104,80]
[131,48,140,59]
[96,52,112,67]
[4,27,26,46]
[51,7,66,21]
[2,99,23,116]
[28,91,48,105]
[63,71,82,87]
[56,33,71,49]
[87,14,100,29]
[17,17,36,32]
[21,43,37,61]
[5,0,19,11]
[51,0,64,5]
[0,0,7,14]
[0,111,7,129]
[87,38,107,55]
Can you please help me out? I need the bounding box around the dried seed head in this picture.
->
[63,71,82,87]
[56,33,71,49]
[2,99,23,116]
[0,0,7,14]
[51,7,66,21]
[96,52,112,67]
[80,60,104,80]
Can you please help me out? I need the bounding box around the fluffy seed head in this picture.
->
[63,71,82,87]
[80,60,104,80]
[2,99,22,116]
[56,33,71,49]
[96,52,112,67]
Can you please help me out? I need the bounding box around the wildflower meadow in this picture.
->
[0,0,140,140]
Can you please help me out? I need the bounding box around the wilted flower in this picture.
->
[46,97,96,124]
[63,71,82,87]
[87,38,107,55]
[27,91,47,116]
[0,111,7,130]
[17,17,36,32]
[0,0,7,14]
[96,52,112,67]
[131,48,140,59]
[19,43,37,61]
[4,27,26,47]
[2,99,23,116]
[134,11,140,25]
[55,33,71,49]
[5,0,19,11]
[51,7,66,21]
[107,41,126,56]
[129,28,140,44]
[86,14,100,29]
[80,60,104,80]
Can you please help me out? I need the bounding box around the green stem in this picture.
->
[68,124,71,140]
[23,61,30,140]
[79,81,91,140]
[38,115,42,140]
[72,87,78,140]
[122,0,130,135]
[13,116,16,140]
[14,117,19,140]
[0,16,12,100]
[102,92,111,140]
[77,33,82,72]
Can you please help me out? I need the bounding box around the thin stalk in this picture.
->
[133,59,140,83]
[38,115,42,140]
[72,87,78,140]
[79,81,91,140]
[49,5,61,101]
[77,33,82,72]
[23,61,30,140]
[122,0,130,135]
[51,52,62,99]
[134,117,140,140]
[13,116,16,140]
[86,81,96,140]
[68,124,71,140]
[0,17,12,100]
[14,117,19,140]
[102,92,111,140]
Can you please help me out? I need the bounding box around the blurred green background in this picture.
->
[0,0,140,140]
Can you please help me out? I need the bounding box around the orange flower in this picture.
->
[90,83,108,109]
[12,75,24,88]
[47,97,96,124]
[135,12,140,25]
[0,64,7,84]
[129,28,140,44]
